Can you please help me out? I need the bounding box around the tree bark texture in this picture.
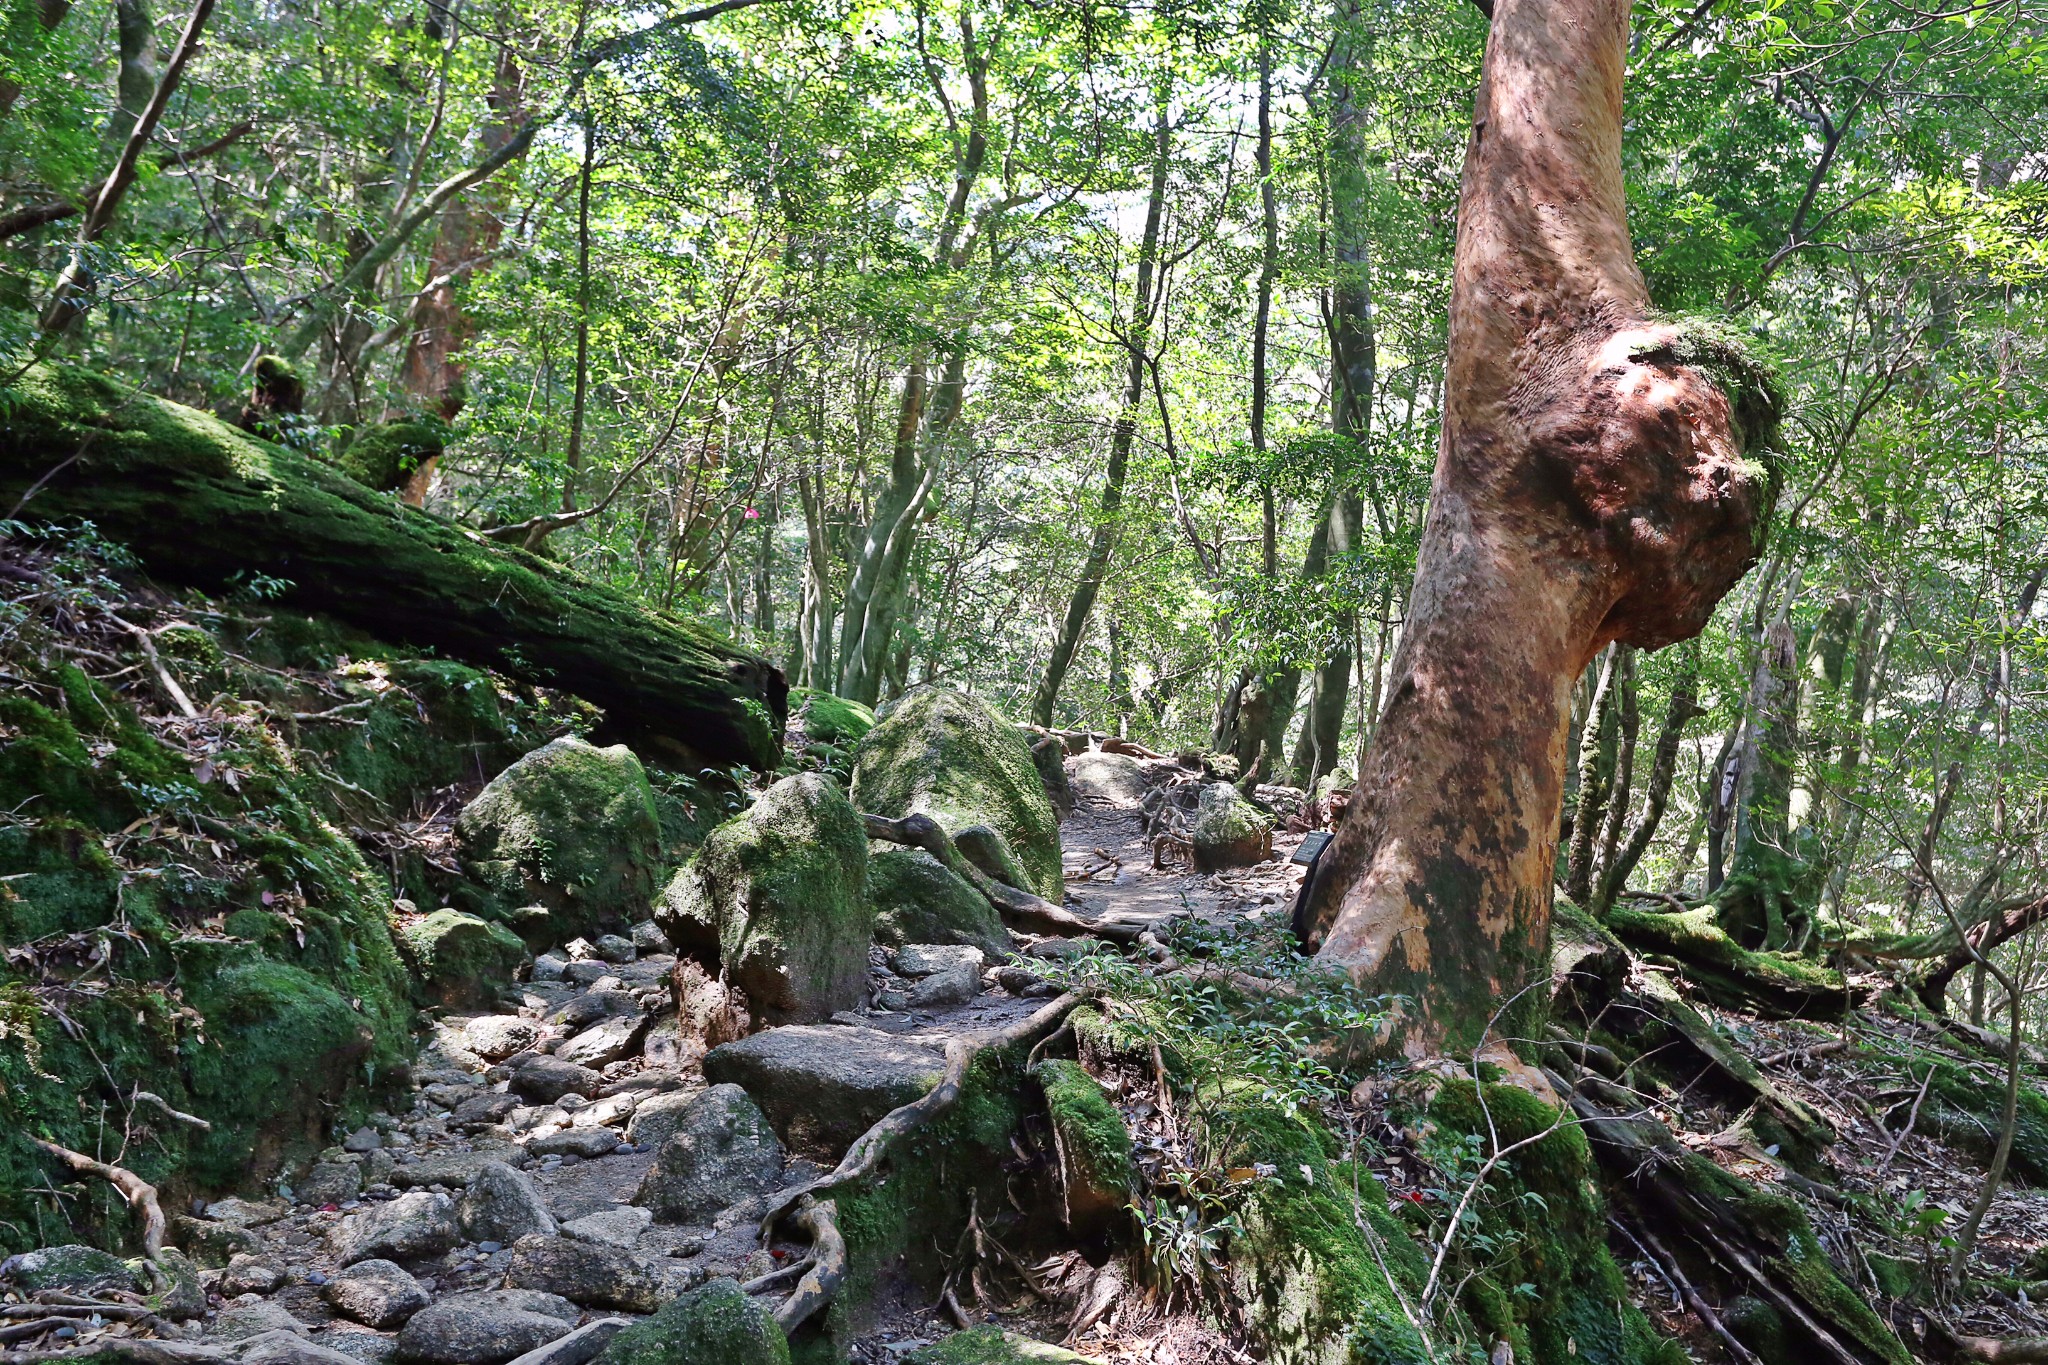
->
[1295,0,1777,1054]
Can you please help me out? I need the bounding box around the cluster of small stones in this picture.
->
[3,903,1090,1365]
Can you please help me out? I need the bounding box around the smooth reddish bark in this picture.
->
[1296,0,1775,1054]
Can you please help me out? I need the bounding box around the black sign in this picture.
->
[1291,830,1334,866]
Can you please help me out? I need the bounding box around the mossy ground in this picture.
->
[0,526,563,1253]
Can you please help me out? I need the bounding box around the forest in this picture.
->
[1,0,2046,1360]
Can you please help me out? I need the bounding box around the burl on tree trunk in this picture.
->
[1295,0,1779,1054]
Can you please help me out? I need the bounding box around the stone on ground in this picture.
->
[456,737,664,942]
[504,1234,668,1312]
[633,1084,783,1223]
[588,1280,788,1365]
[851,686,1064,900]
[867,848,1009,961]
[392,1150,517,1190]
[465,1015,541,1062]
[400,909,530,1008]
[324,1259,432,1329]
[702,1025,945,1157]
[499,1319,632,1365]
[656,772,873,1026]
[211,1300,311,1341]
[902,1326,1104,1363]
[221,1253,289,1296]
[1190,783,1273,871]
[0,1243,138,1295]
[237,1329,376,1365]
[331,1191,459,1265]
[554,1013,647,1069]
[299,1160,363,1206]
[508,1054,603,1105]
[1065,751,1156,807]
[560,1206,653,1248]
[459,1161,559,1244]
[394,1289,580,1365]
[528,1128,624,1159]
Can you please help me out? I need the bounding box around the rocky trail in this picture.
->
[0,746,1310,1365]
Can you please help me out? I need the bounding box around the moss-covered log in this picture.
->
[0,365,785,769]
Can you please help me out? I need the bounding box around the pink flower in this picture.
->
[744,506,760,520]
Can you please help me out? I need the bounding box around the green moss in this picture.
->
[456,736,664,940]
[1892,1049,2048,1186]
[792,688,876,747]
[300,659,531,816]
[1422,1081,1684,1365]
[1038,1059,1134,1220]
[0,364,783,770]
[851,687,1063,901]
[658,773,872,1025]
[333,418,448,493]
[592,1279,789,1365]
[1218,1104,1432,1365]
[398,909,528,1007]
[1604,904,1849,1018]
[866,848,1009,961]
[1646,312,1786,457]
[903,1327,1103,1364]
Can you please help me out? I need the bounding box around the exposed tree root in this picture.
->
[762,990,1089,1236]
[862,812,1145,946]
[772,1198,846,1334]
[31,1139,164,1259]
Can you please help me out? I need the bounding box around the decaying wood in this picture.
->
[861,812,1144,945]
[761,991,1088,1235]
[772,1198,846,1333]
[31,1139,163,1259]
[0,366,786,769]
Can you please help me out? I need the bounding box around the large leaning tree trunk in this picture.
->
[1294,0,1780,1056]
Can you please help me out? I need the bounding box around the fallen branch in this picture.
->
[861,812,1143,945]
[132,1090,211,1132]
[772,1198,845,1334]
[1948,1335,2048,1363]
[30,1139,164,1259]
[1611,1215,1764,1365]
[761,991,1088,1235]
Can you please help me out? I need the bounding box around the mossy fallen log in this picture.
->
[0,365,785,769]
[1604,902,1857,1019]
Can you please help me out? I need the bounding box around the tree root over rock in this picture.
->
[30,1139,164,1260]
[862,812,1146,946]
[759,991,1090,1329]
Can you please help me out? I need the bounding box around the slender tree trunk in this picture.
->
[1565,646,1623,903]
[1592,642,1703,913]
[111,0,156,146]
[397,43,530,502]
[1031,90,1171,727]
[562,117,595,514]
[1292,0,1376,787]
[1295,0,1776,1054]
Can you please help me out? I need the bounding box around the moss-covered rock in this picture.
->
[589,1279,788,1365]
[851,687,1063,901]
[456,737,664,942]
[867,849,1009,961]
[657,774,873,1025]
[1190,783,1273,871]
[335,418,448,493]
[0,1244,138,1295]
[398,909,528,1008]
[903,1327,1104,1364]
[1037,1060,1132,1237]
[791,688,875,748]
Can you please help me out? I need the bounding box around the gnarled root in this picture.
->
[762,991,1089,1237]
[773,1198,846,1334]
[862,812,1145,946]
[32,1139,164,1260]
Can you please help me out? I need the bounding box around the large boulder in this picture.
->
[398,908,528,1008]
[867,849,1009,960]
[633,1084,783,1224]
[851,687,1064,900]
[324,1259,432,1329]
[331,1192,459,1266]
[459,1162,559,1245]
[1190,783,1273,871]
[655,773,872,1026]
[1,1244,138,1296]
[701,1025,945,1158]
[588,1280,788,1365]
[394,1290,579,1365]
[503,1235,670,1312]
[457,738,664,941]
[1065,751,1156,807]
